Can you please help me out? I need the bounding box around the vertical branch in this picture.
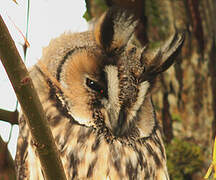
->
[187,0,204,56]
[162,91,173,143]
[209,39,216,139]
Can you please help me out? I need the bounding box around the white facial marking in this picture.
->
[105,66,120,106]
[104,65,121,128]
[72,115,93,126]
[127,81,150,123]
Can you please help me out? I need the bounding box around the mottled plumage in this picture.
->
[15,7,184,180]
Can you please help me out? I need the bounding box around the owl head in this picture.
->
[38,7,184,138]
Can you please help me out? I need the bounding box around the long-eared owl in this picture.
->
[15,7,184,180]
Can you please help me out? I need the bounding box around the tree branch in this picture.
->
[0,109,18,125]
[0,15,67,180]
[0,136,16,180]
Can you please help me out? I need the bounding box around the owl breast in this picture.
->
[28,73,168,180]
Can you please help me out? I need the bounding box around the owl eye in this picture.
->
[86,78,105,95]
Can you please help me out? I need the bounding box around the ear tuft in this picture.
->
[94,7,138,52]
[141,31,185,79]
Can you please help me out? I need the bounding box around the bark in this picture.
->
[0,16,67,180]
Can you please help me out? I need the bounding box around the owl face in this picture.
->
[57,45,148,137]
[38,8,184,138]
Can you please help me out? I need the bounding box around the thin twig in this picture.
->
[0,109,18,125]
